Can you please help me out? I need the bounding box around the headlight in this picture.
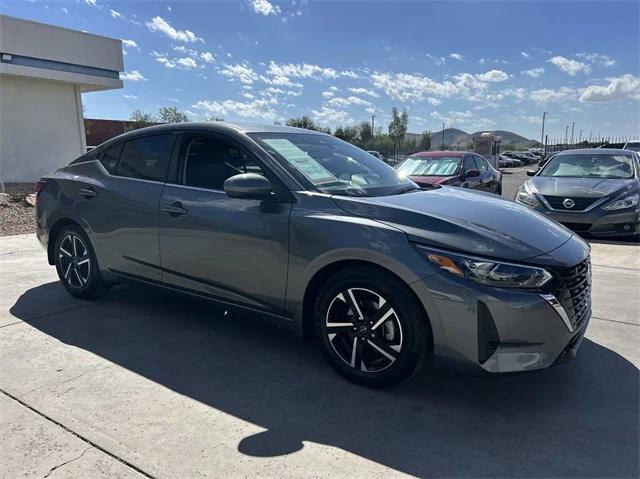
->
[515,184,538,207]
[602,193,639,211]
[416,245,552,289]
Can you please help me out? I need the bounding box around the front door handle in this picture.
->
[79,187,98,199]
[161,202,188,217]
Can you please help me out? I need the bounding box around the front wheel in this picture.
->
[315,267,430,388]
[54,225,104,299]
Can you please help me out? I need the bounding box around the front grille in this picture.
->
[553,257,592,330]
[543,195,599,211]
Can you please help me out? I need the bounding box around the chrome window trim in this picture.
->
[540,294,574,332]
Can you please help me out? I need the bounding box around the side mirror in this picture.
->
[526,170,537,176]
[465,169,480,178]
[223,173,272,199]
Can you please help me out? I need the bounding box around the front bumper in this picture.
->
[529,201,640,237]
[411,262,591,374]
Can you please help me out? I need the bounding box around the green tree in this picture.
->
[357,121,373,148]
[157,106,190,124]
[404,137,418,154]
[334,125,359,144]
[286,116,331,133]
[388,107,409,160]
[418,130,432,152]
[130,110,156,130]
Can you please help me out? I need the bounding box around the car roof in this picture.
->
[95,121,328,149]
[410,151,468,157]
[555,148,635,156]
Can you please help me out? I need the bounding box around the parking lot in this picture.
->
[1,171,638,478]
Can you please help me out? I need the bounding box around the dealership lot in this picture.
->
[1,173,638,478]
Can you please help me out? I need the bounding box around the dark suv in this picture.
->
[36,122,590,387]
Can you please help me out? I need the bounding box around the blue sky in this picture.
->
[3,0,639,139]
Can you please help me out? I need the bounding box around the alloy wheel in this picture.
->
[58,233,91,289]
[325,287,403,373]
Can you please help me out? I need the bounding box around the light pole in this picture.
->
[571,122,576,144]
[370,115,375,149]
[442,123,446,149]
[540,112,548,156]
[565,125,569,144]
[579,129,583,143]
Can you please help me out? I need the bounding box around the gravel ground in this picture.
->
[0,194,36,237]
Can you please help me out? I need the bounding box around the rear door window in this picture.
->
[117,134,175,182]
[100,143,123,175]
[473,155,488,172]
[463,156,475,172]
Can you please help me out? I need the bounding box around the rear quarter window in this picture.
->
[100,143,123,175]
[116,134,175,182]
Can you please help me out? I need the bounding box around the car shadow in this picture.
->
[10,282,640,478]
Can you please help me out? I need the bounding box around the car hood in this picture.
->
[409,175,458,186]
[332,187,573,262]
[528,176,638,198]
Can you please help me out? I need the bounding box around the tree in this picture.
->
[334,125,359,144]
[286,116,331,133]
[357,121,373,148]
[130,110,156,130]
[158,106,190,124]
[418,130,432,152]
[404,137,418,154]
[388,107,408,159]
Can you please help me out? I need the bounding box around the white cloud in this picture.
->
[478,58,486,65]
[85,0,97,7]
[521,51,531,59]
[449,53,464,61]
[579,74,640,102]
[522,67,544,78]
[61,7,69,14]
[200,51,215,64]
[427,53,446,66]
[110,9,121,18]
[219,63,259,84]
[122,39,139,50]
[347,87,380,98]
[548,56,591,76]
[153,52,199,70]
[529,87,575,103]
[475,69,509,82]
[176,57,197,69]
[146,16,202,43]
[248,0,281,16]
[322,89,336,99]
[576,52,617,67]
[327,96,372,108]
[371,72,458,102]
[427,97,442,106]
[120,70,146,81]
[312,106,353,124]
[431,110,495,129]
[193,98,278,121]
[267,61,337,80]
[123,94,138,99]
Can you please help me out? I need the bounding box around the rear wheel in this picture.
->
[54,226,103,298]
[315,267,430,388]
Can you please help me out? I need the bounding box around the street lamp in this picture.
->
[565,125,569,144]
[571,121,576,144]
[540,112,548,156]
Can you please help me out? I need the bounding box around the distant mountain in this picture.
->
[406,128,540,151]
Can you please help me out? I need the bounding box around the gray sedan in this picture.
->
[36,122,591,387]
[516,148,640,238]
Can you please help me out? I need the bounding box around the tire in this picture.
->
[53,225,104,299]
[315,266,430,388]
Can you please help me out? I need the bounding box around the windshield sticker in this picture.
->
[263,139,337,184]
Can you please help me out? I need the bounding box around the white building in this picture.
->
[0,15,123,185]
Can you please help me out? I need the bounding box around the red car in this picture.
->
[396,151,502,194]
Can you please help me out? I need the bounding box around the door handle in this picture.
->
[79,187,98,199]
[161,202,188,217]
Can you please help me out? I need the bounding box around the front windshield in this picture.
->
[625,143,640,152]
[396,156,461,176]
[539,153,635,179]
[250,132,415,196]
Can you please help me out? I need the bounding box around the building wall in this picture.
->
[0,76,85,183]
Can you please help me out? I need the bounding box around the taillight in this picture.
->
[35,179,48,195]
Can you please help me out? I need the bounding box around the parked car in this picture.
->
[499,154,523,168]
[623,140,640,153]
[367,150,384,161]
[36,123,591,387]
[396,151,502,194]
[516,148,640,238]
[503,152,535,165]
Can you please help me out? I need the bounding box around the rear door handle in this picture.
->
[161,202,188,217]
[79,187,98,199]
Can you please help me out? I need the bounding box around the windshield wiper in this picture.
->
[391,185,422,195]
